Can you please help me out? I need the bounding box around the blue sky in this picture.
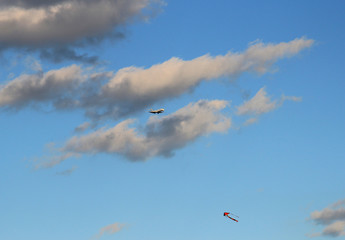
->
[0,0,344,239]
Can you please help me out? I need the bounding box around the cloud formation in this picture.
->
[39,47,100,64]
[0,65,84,109]
[0,38,313,120]
[0,0,71,8]
[37,100,230,167]
[309,199,345,237]
[311,207,345,225]
[0,65,113,110]
[236,87,302,125]
[56,166,78,176]
[95,222,126,239]
[74,122,92,133]
[0,0,163,62]
[322,221,345,237]
[236,87,277,116]
[0,0,156,47]
[99,37,312,117]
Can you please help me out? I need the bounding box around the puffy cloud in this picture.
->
[308,199,345,238]
[0,0,71,8]
[0,38,313,119]
[310,207,345,225]
[102,37,312,103]
[0,0,156,47]
[0,0,163,62]
[67,37,314,120]
[0,65,84,109]
[322,221,345,237]
[38,100,230,167]
[0,65,113,110]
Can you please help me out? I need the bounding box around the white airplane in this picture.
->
[149,108,164,114]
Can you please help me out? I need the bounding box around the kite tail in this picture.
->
[227,215,238,222]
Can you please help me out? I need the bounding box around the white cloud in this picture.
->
[310,207,345,225]
[0,64,84,108]
[236,87,277,115]
[322,221,345,237]
[102,37,313,104]
[38,100,231,167]
[0,38,313,121]
[0,0,164,63]
[92,38,312,119]
[236,87,302,125]
[0,0,159,47]
[308,199,345,238]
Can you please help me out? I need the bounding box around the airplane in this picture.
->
[149,108,164,114]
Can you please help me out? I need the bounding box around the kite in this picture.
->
[223,212,239,222]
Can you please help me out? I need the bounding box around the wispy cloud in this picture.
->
[74,122,92,133]
[56,166,78,176]
[331,200,345,209]
[0,38,313,120]
[243,117,259,126]
[94,222,126,239]
[308,199,345,237]
[236,87,277,116]
[39,47,100,64]
[35,151,80,169]
[37,99,231,167]
[236,87,302,125]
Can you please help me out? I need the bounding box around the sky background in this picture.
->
[1,0,344,239]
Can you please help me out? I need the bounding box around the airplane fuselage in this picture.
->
[149,108,164,114]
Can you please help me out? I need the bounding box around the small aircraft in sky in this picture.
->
[149,108,164,114]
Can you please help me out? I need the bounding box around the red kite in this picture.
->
[224,212,239,222]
